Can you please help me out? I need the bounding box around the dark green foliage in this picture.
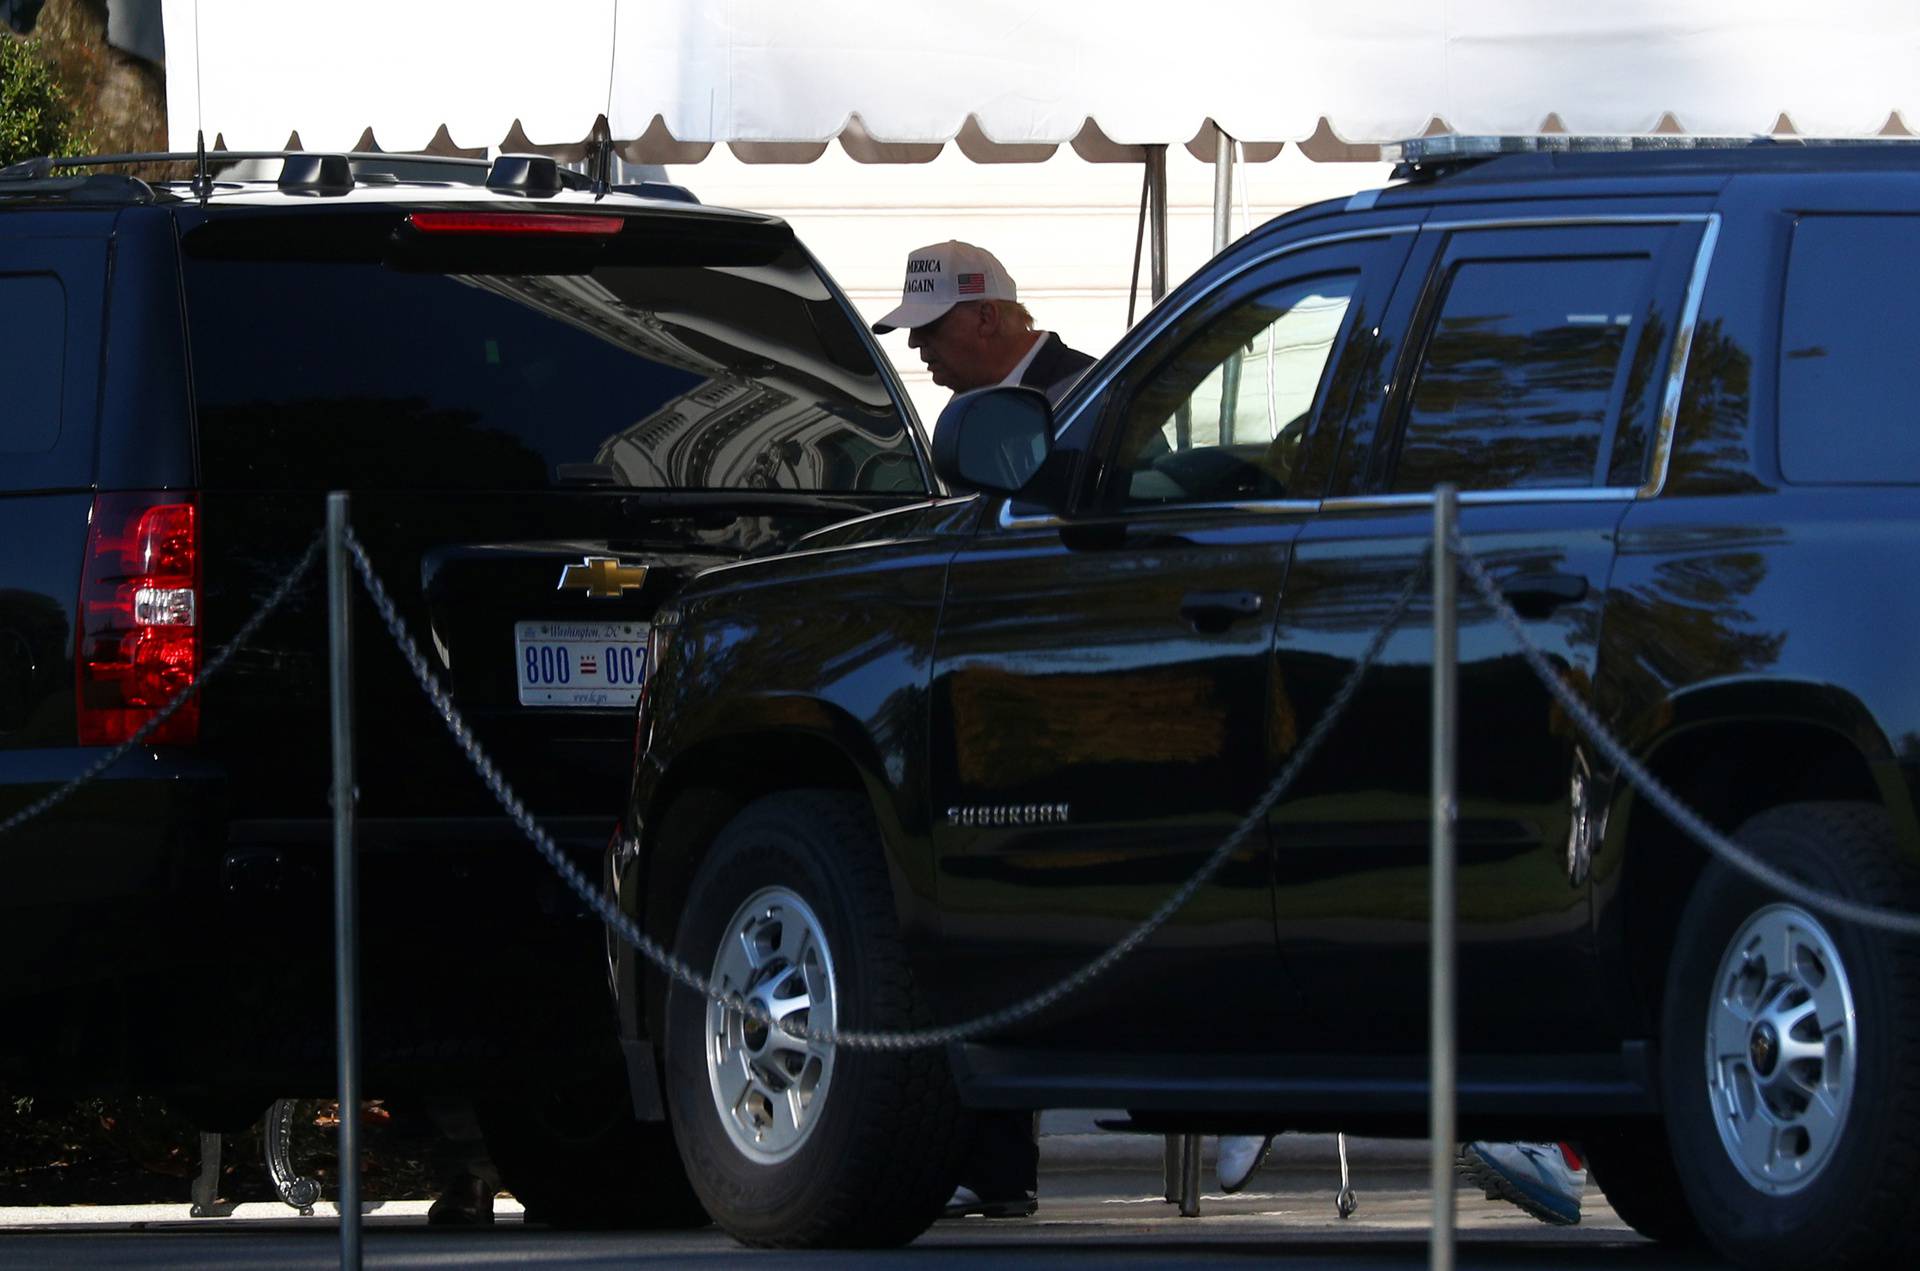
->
[0,35,87,166]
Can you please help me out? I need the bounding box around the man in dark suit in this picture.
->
[872,243,1095,1218]
[873,240,1095,411]
[875,245,1098,1213]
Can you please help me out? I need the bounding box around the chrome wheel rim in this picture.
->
[705,886,838,1164]
[1704,902,1858,1194]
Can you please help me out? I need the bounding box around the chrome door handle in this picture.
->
[1179,590,1263,633]
[1499,571,1589,619]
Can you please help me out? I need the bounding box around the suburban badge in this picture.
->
[947,803,1071,828]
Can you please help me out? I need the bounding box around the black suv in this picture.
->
[612,141,1920,1263]
[0,151,931,1220]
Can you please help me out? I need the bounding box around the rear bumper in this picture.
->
[0,746,228,1000]
[2,747,621,1086]
[204,815,622,1085]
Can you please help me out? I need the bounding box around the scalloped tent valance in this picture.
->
[162,0,1915,162]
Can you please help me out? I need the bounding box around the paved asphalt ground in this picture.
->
[0,1131,1733,1269]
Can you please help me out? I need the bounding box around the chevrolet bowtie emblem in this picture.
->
[557,556,649,599]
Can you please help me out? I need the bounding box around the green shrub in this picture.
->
[0,35,88,167]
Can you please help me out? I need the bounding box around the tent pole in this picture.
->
[1148,144,1186,445]
[1212,126,1234,254]
[1211,127,1240,441]
[1148,145,1169,303]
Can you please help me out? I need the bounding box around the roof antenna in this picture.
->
[593,0,620,198]
[192,128,211,201]
[591,120,613,198]
[190,0,210,201]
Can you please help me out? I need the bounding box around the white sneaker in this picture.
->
[1457,1141,1585,1226]
[1216,1134,1275,1194]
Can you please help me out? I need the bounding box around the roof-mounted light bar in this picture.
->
[1382,132,1920,180]
[1382,134,1785,165]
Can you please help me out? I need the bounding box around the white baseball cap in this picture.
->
[871,241,1018,333]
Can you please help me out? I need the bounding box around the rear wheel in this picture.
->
[663,790,968,1247]
[1659,802,1920,1270]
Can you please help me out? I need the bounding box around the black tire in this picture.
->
[1580,1121,1703,1246]
[663,790,969,1247]
[477,1058,709,1230]
[1659,801,1920,1271]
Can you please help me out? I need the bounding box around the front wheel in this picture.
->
[1659,802,1920,1270]
[663,790,969,1247]
[1580,1120,1701,1246]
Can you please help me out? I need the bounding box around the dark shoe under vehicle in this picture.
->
[0,151,930,1221]
[610,137,1920,1264]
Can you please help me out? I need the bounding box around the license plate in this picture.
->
[514,621,648,707]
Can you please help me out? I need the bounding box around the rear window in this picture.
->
[0,273,64,456]
[181,213,925,493]
[1779,215,1920,484]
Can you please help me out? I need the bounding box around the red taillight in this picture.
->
[76,494,201,746]
[405,211,625,237]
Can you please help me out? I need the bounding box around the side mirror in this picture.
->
[932,385,1055,497]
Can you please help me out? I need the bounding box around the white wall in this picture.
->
[662,145,1395,428]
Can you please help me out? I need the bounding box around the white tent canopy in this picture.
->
[163,0,1917,162]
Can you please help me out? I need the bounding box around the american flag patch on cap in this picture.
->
[956,272,986,295]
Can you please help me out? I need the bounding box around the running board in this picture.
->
[951,1044,1656,1124]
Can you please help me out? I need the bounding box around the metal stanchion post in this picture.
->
[1179,1132,1203,1218]
[1429,485,1458,1271]
[1147,145,1168,306]
[327,492,362,1270]
[1212,125,1234,256]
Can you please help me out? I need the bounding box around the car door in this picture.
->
[924,232,1413,1053]
[1270,215,1711,1058]
[0,227,116,984]
[175,208,930,1054]
[0,231,104,750]
[179,210,927,838]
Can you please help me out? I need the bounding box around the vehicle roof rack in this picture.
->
[3,148,493,171]
[0,149,491,187]
[1381,132,1920,182]
[0,149,702,205]
[0,170,158,205]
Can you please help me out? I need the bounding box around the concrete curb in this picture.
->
[0,1197,529,1229]
[0,1129,1437,1226]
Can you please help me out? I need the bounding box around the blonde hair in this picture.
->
[949,298,1035,333]
[1005,301,1035,331]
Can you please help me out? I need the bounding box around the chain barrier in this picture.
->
[0,534,324,841]
[1452,532,1920,939]
[347,524,1425,1050]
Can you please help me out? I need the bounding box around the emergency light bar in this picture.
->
[1383,132,1920,180]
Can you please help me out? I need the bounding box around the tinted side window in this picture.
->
[1392,255,1656,493]
[0,274,65,456]
[1780,216,1920,484]
[183,237,922,493]
[1111,276,1357,505]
